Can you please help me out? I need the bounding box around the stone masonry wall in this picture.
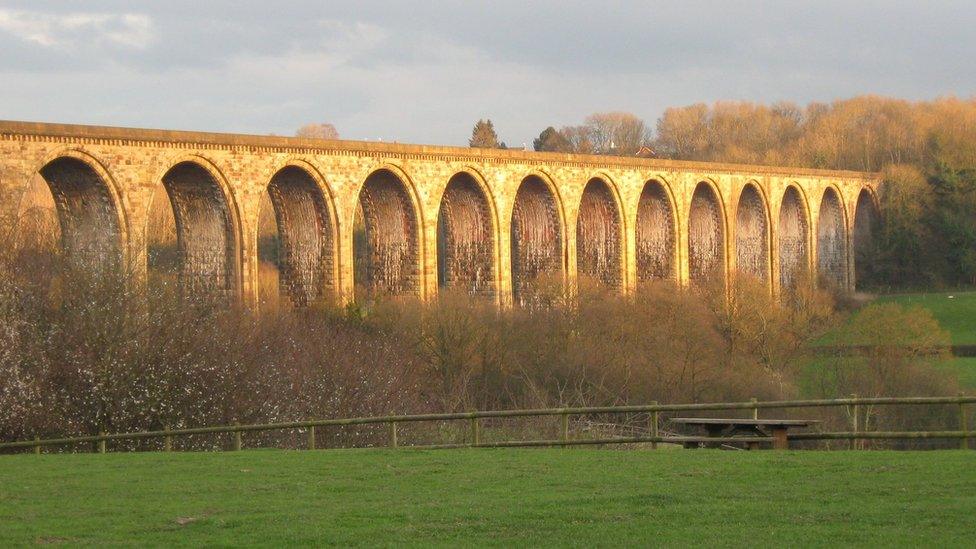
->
[0,121,881,306]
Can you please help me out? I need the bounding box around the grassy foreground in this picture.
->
[1,449,974,546]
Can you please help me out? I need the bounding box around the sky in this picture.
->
[0,1,973,147]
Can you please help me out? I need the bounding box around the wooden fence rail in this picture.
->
[2,395,973,453]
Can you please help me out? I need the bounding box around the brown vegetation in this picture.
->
[4,95,971,449]
[295,122,339,140]
[1,206,960,449]
[533,112,650,155]
[653,96,976,287]
[653,96,976,171]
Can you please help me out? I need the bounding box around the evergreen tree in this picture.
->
[469,119,500,148]
[533,126,572,152]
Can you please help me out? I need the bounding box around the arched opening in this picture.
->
[853,189,881,290]
[817,187,847,289]
[511,175,563,305]
[153,161,239,300]
[436,172,495,298]
[13,174,61,265]
[261,166,335,307]
[30,157,122,271]
[778,186,809,292]
[636,180,676,283]
[353,169,420,297]
[735,184,769,285]
[688,182,725,287]
[576,178,622,289]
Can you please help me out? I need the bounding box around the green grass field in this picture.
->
[946,357,976,389]
[877,291,976,345]
[878,291,976,388]
[1,449,974,546]
[815,291,976,388]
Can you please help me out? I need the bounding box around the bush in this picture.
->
[0,248,426,448]
[0,233,964,448]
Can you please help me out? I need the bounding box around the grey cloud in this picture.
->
[0,1,973,146]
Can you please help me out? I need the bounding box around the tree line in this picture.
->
[469,112,652,155]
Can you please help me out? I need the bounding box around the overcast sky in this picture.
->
[0,1,973,147]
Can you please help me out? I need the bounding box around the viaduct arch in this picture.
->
[576,176,623,290]
[734,183,771,285]
[158,158,241,300]
[437,170,497,299]
[635,179,677,283]
[0,121,880,306]
[778,185,810,292]
[817,186,848,289]
[852,188,881,289]
[688,181,727,289]
[35,152,126,272]
[265,163,337,306]
[511,173,565,305]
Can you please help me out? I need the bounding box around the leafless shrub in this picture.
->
[0,244,426,448]
[0,220,963,449]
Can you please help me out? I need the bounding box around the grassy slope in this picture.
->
[1,449,974,546]
[948,357,976,389]
[879,291,976,389]
[814,291,976,389]
[877,291,976,345]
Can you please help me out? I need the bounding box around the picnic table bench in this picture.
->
[670,418,820,450]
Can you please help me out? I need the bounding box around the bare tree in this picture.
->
[559,125,595,154]
[584,112,650,155]
[296,123,340,140]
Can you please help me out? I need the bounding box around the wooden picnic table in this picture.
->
[670,418,820,450]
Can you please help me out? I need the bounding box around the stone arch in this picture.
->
[437,170,497,298]
[688,181,726,287]
[31,152,125,271]
[853,187,881,289]
[817,186,848,289]
[158,159,241,300]
[778,185,810,291]
[354,167,422,297]
[576,176,623,289]
[264,163,337,306]
[636,178,677,282]
[734,183,770,285]
[511,173,564,305]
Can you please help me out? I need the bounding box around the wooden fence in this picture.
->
[2,395,973,454]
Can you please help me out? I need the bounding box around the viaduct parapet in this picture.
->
[0,121,881,306]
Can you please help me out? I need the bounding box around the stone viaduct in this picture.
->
[0,121,881,307]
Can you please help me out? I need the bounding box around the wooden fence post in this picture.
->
[98,432,106,454]
[307,426,316,450]
[33,436,41,456]
[470,417,480,446]
[560,412,570,443]
[163,426,172,452]
[233,424,242,451]
[650,402,659,450]
[960,394,970,451]
[751,397,759,420]
[850,394,859,451]
[389,421,398,448]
